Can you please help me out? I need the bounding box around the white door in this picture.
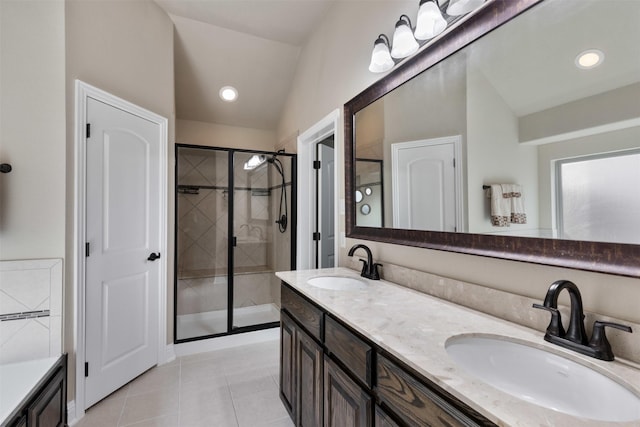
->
[85,97,162,407]
[317,139,335,268]
[392,137,460,231]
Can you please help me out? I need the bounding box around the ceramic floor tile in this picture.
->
[75,338,291,427]
[76,397,126,427]
[119,388,179,426]
[127,364,180,396]
[233,388,290,427]
[226,367,278,399]
[120,414,180,427]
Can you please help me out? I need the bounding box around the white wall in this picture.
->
[177,119,276,151]
[65,0,175,403]
[278,0,640,325]
[466,67,539,234]
[0,0,66,260]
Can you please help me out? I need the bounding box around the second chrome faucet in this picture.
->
[533,280,632,361]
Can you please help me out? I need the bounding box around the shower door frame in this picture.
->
[173,144,297,343]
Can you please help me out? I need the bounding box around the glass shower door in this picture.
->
[175,147,230,341]
[231,151,284,330]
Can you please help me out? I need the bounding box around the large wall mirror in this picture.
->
[345,0,640,277]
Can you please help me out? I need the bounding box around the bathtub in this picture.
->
[0,357,59,424]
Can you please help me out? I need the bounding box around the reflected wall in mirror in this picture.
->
[355,159,384,227]
[345,0,640,277]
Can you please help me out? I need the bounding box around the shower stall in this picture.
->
[174,145,296,342]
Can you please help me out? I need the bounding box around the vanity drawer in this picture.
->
[376,355,472,427]
[324,315,373,388]
[281,283,323,341]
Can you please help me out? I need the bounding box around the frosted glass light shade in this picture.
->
[415,0,447,40]
[446,0,485,16]
[391,19,419,58]
[369,40,394,73]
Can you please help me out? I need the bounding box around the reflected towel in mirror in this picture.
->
[487,184,526,226]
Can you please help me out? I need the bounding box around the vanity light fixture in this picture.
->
[391,15,419,59]
[446,0,486,16]
[368,34,395,73]
[219,85,238,102]
[415,0,447,40]
[368,0,486,73]
[575,49,604,69]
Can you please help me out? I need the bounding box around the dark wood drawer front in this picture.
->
[282,283,323,341]
[377,355,468,427]
[324,316,372,388]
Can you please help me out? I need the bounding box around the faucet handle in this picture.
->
[533,303,566,338]
[371,263,382,280]
[588,321,632,361]
[357,259,369,276]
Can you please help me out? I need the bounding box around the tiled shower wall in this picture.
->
[176,148,293,316]
[0,259,62,364]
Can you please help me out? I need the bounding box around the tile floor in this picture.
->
[74,339,294,427]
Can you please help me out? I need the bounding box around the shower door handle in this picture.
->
[147,252,161,261]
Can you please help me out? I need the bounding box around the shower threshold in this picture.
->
[177,303,280,340]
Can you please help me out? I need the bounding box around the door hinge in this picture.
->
[85,242,90,257]
[85,362,89,377]
[312,232,321,241]
[313,160,321,169]
[233,236,237,247]
[453,158,456,167]
[86,123,91,138]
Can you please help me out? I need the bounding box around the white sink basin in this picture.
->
[445,335,640,422]
[307,276,368,291]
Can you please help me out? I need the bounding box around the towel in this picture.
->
[487,184,526,226]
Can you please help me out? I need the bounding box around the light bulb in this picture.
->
[415,0,447,40]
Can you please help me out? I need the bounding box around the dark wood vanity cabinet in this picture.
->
[280,307,323,427]
[5,354,67,427]
[280,282,494,427]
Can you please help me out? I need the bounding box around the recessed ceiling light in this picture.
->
[575,49,604,70]
[219,86,238,102]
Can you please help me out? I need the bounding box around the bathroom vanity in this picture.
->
[1,354,67,427]
[277,268,640,426]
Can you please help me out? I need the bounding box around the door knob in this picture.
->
[147,252,161,261]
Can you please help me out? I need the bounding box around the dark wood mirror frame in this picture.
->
[344,0,640,278]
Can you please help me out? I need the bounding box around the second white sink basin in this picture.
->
[445,335,640,422]
[307,276,368,291]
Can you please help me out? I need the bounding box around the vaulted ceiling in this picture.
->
[154,0,336,130]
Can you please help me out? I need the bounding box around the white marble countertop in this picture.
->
[276,267,640,427]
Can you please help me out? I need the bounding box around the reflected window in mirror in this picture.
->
[556,149,640,244]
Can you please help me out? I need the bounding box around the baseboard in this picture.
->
[174,327,279,357]
[66,400,78,426]
[162,343,176,365]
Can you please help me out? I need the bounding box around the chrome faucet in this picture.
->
[347,244,381,280]
[533,280,632,361]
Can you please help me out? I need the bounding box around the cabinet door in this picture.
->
[297,326,324,427]
[27,368,65,427]
[280,312,297,419]
[374,405,399,427]
[324,356,371,427]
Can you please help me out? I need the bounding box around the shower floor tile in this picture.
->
[75,339,293,427]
